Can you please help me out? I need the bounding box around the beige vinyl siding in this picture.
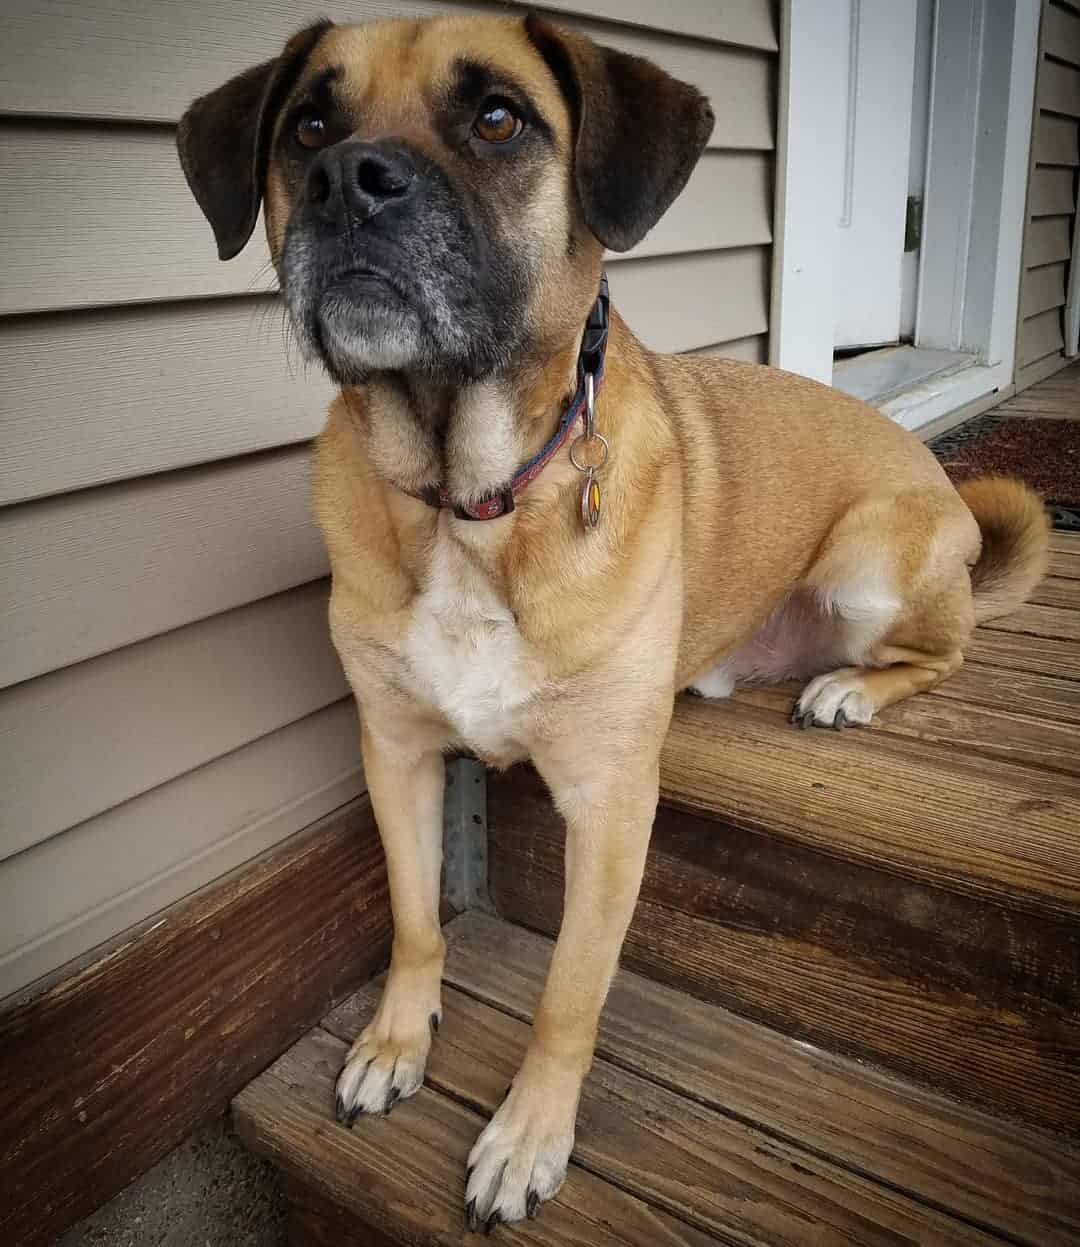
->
[0,0,777,1001]
[1016,2,1080,389]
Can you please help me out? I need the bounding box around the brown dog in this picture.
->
[178,14,1049,1230]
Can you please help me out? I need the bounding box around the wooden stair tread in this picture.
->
[660,693,1080,921]
[232,914,1079,1246]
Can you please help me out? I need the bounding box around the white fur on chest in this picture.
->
[402,534,537,755]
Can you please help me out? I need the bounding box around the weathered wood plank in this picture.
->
[237,1027,720,1247]
[403,913,1080,1247]
[981,602,1080,642]
[1048,530,1080,553]
[1048,547,1080,578]
[487,770,1080,1138]
[933,660,1080,723]
[659,696,1080,920]
[966,629,1079,680]
[1030,575,1080,609]
[730,680,1080,777]
[319,981,1000,1245]
[0,798,391,1247]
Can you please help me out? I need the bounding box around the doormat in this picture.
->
[931,414,1080,527]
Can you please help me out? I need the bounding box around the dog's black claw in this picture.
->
[335,1092,347,1123]
[345,1103,361,1128]
[465,1198,478,1232]
[833,708,848,731]
[430,1012,440,1034]
[526,1190,540,1220]
[798,710,813,730]
[384,1086,401,1116]
[484,1212,500,1235]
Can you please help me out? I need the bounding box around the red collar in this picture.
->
[409,275,609,521]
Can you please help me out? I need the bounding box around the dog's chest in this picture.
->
[401,542,538,756]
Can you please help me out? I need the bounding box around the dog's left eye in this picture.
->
[473,99,523,144]
[296,112,331,150]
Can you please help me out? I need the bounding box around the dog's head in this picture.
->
[178,16,714,384]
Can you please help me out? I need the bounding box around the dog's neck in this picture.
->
[344,338,581,507]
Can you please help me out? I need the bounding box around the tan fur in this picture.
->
[955,475,1051,622]
[192,15,1050,1227]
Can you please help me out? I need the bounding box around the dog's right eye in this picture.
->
[296,112,330,150]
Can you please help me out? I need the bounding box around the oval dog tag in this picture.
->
[581,472,602,529]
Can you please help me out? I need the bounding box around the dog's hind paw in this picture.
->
[792,669,875,730]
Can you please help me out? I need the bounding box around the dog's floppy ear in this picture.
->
[525,16,714,252]
[177,20,333,260]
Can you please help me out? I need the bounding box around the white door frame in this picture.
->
[770,0,1041,431]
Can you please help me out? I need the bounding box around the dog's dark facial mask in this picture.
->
[177,16,713,387]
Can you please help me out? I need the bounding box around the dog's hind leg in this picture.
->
[791,645,963,729]
[790,489,979,730]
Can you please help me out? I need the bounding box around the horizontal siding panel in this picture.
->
[531,0,776,47]
[1026,214,1073,266]
[1040,57,1080,117]
[634,152,772,259]
[1022,260,1068,317]
[1014,347,1075,391]
[687,334,768,364]
[0,125,272,315]
[0,582,347,860]
[1046,2,1080,66]
[0,299,334,506]
[0,699,363,1001]
[0,1,774,145]
[0,446,328,689]
[610,247,769,353]
[1029,165,1078,215]
[0,128,768,314]
[1019,307,1065,367]
[1033,112,1079,164]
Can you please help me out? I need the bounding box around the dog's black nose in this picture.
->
[306,142,416,224]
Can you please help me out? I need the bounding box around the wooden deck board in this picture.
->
[1030,575,1080,609]
[409,914,1080,1247]
[489,770,1080,1138]
[232,909,1062,1245]
[732,680,1080,776]
[660,696,1080,920]
[245,913,1080,1246]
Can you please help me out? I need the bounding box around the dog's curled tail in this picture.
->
[955,475,1050,623]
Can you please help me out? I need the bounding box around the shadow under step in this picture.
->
[489,742,1080,1139]
[232,913,1079,1247]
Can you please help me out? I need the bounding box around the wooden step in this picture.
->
[489,549,1080,1135]
[232,913,1080,1247]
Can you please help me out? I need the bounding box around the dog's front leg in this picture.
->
[335,719,446,1122]
[464,751,660,1229]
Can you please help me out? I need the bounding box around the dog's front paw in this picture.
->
[335,970,441,1125]
[464,1056,580,1231]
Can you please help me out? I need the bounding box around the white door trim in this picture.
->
[770,0,1040,428]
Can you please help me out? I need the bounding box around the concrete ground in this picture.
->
[57,1117,286,1247]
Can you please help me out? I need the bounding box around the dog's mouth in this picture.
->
[320,265,403,305]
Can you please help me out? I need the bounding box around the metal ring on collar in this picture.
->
[569,432,609,473]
